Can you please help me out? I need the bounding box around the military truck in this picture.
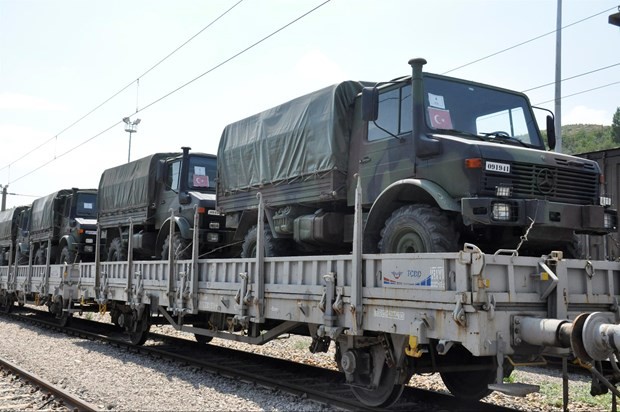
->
[16,188,98,265]
[97,147,227,261]
[0,206,29,266]
[217,58,617,257]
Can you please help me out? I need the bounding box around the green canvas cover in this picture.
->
[217,81,367,193]
[30,190,72,233]
[0,206,26,243]
[98,153,178,216]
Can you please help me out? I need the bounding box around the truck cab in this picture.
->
[357,58,616,256]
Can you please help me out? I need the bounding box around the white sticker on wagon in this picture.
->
[382,260,446,290]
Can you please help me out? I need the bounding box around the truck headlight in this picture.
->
[207,233,219,243]
[84,245,94,253]
[600,196,612,207]
[492,203,512,221]
[604,213,615,229]
[209,222,220,229]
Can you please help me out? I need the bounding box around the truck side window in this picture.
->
[167,161,180,191]
[368,86,413,141]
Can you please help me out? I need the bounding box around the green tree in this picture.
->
[613,107,620,144]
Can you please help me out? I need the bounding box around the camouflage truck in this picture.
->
[217,58,617,257]
[97,147,227,261]
[0,206,29,266]
[16,188,98,265]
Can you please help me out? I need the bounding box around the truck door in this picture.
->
[357,84,414,203]
[155,159,181,228]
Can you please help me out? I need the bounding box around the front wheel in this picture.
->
[161,232,191,260]
[379,204,458,253]
[59,246,77,265]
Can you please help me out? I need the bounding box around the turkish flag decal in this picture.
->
[193,175,210,187]
[428,107,453,129]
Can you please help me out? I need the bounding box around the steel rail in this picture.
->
[0,354,99,411]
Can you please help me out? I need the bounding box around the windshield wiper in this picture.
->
[481,131,529,147]
[432,128,485,141]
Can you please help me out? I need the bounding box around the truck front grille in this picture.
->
[483,161,599,204]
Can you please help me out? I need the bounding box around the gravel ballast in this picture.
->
[0,313,614,411]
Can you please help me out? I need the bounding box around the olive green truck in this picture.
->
[217,58,617,258]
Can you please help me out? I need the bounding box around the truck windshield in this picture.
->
[187,155,216,191]
[75,193,97,218]
[423,75,543,148]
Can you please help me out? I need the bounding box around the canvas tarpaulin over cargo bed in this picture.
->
[30,190,72,234]
[217,81,368,194]
[0,207,26,244]
[98,153,178,221]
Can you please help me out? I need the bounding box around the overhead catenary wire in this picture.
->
[0,0,245,175]
[522,62,620,93]
[442,6,617,75]
[9,0,332,185]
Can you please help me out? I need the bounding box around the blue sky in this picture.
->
[1,0,619,208]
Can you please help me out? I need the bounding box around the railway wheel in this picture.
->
[348,347,404,408]
[379,204,458,253]
[241,225,290,258]
[439,346,496,401]
[107,238,127,262]
[161,232,191,260]
[128,308,151,346]
[0,292,14,313]
[194,334,213,344]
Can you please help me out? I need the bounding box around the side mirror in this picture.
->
[546,115,556,151]
[361,87,379,121]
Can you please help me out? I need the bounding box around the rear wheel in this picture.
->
[379,204,458,253]
[241,225,290,258]
[161,232,191,260]
[107,238,127,262]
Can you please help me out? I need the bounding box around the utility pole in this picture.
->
[554,0,562,153]
[1,185,7,211]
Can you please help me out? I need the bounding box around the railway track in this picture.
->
[2,307,521,412]
[0,354,98,411]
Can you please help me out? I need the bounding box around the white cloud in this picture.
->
[0,93,67,111]
[563,105,611,126]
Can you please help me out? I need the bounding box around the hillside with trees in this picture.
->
[554,107,620,155]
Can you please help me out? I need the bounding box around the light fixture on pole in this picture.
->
[610,6,620,27]
[122,117,141,163]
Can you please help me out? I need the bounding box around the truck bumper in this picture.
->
[461,198,617,235]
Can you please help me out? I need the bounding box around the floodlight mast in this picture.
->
[123,117,141,163]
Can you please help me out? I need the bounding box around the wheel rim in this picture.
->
[393,230,426,253]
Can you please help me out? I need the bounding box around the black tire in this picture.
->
[107,238,127,262]
[15,249,28,265]
[240,225,290,258]
[379,204,458,253]
[59,246,77,264]
[161,232,191,260]
[34,248,47,265]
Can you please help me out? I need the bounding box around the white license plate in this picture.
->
[485,161,511,174]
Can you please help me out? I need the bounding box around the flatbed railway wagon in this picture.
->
[1,189,620,409]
